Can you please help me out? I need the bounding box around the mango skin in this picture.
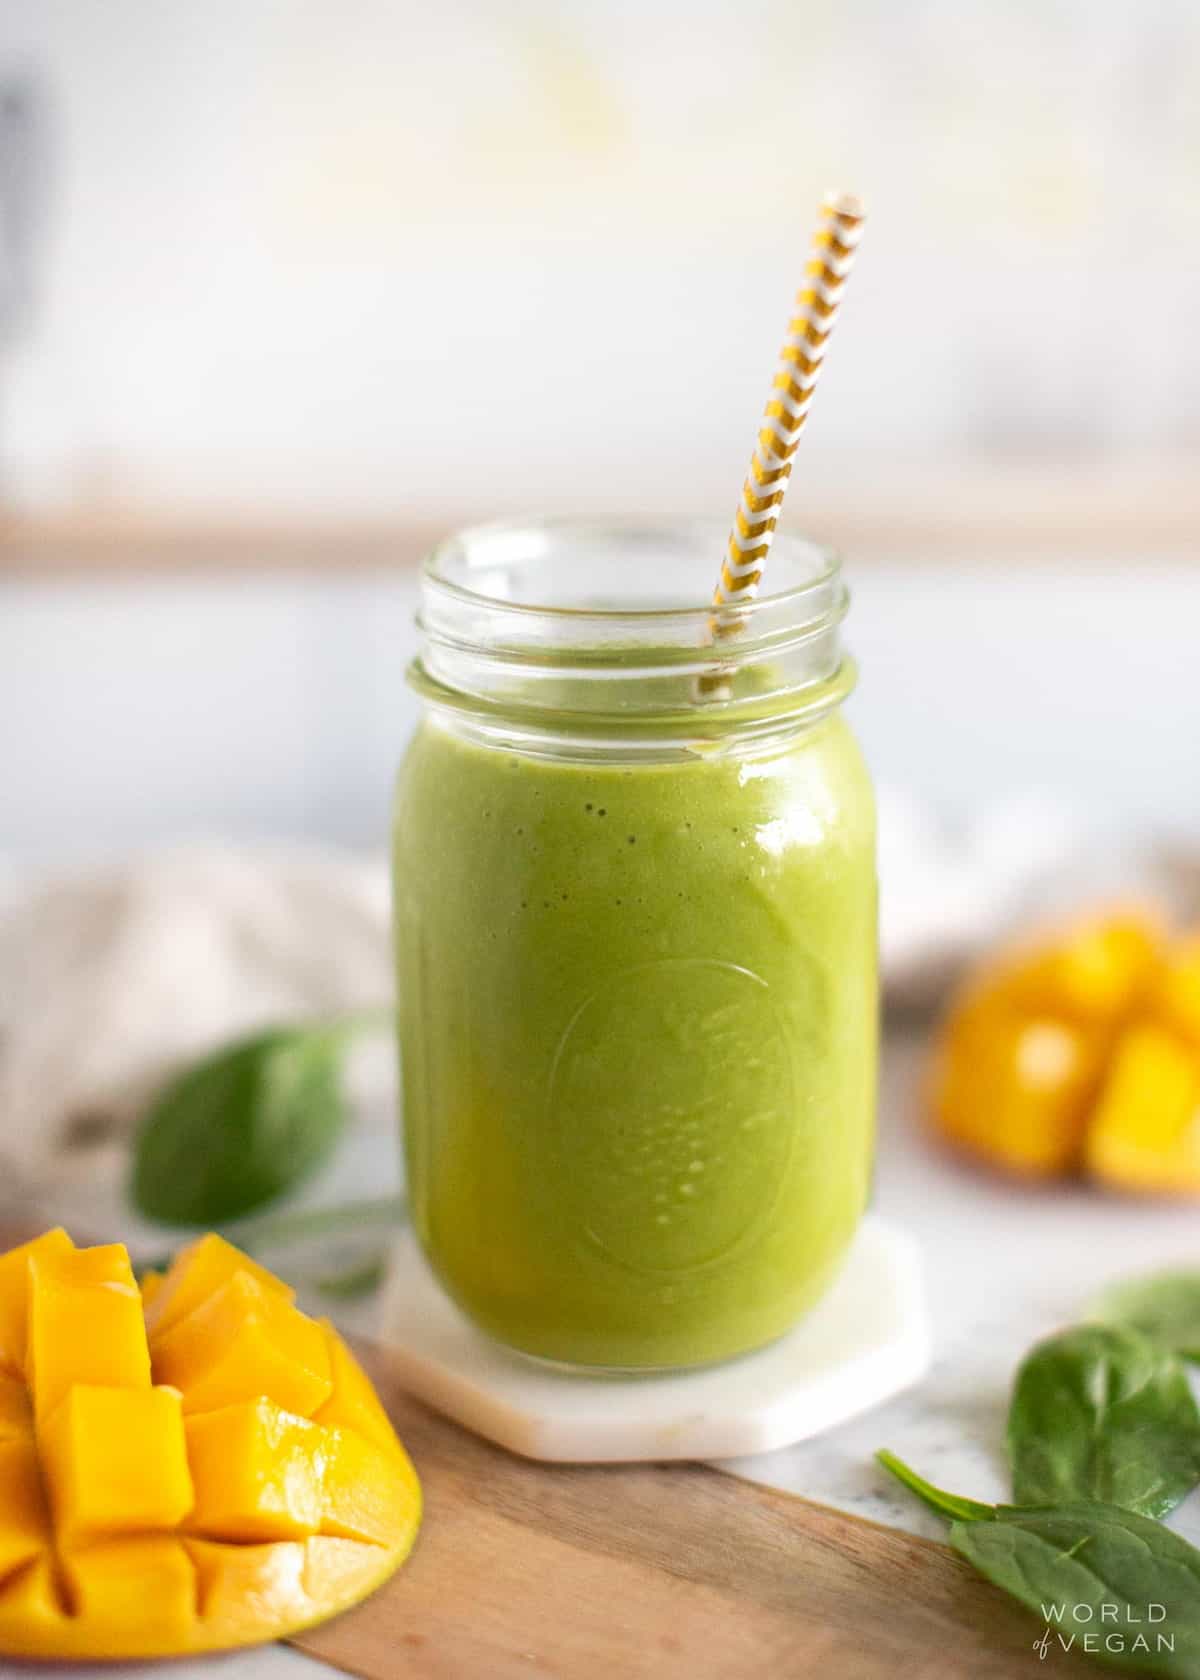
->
[0,1230,421,1660]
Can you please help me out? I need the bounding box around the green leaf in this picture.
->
[313,1252,387,1300]
[1008,1325,1200,1518]
[223,1192,406,1255]
[875,1450,996,1523]
[134,1195,408,1278]
[131,1022,362,1225]
[1092,1272,1200,1363]
[952,1504,1200,1678]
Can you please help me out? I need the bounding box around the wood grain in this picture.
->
[294,1339,1093,1680]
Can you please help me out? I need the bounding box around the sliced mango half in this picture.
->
[0,1229,420,1660]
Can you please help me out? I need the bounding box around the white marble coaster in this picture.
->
[378,1215,930,1464]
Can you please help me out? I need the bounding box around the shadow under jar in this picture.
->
[393,518,878,1371]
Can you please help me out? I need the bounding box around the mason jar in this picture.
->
[393,517,877,1371]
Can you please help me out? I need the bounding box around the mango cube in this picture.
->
[185,1537,308,1634]
[1151,934,1200,1049]
[312,1321,401,1457]
[41,1386,193,1543]
[321,1425,419,1547]
[0,1373,31,1441]
[0,1440,51,1580]
[62,1538,196,1642]
[1006,913,1163,1026]
[152,1270,330,1417]
[185,1398,324,1541]
[932,1002,1105,1177]
[1085,1025,1200,1195]
[145,1233,293,1340]
[304,1534,394,1609]
[0,1559,66,1644]
[28,1244,150,1422]
[0,1229,73,1376]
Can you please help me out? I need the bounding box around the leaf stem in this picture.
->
[137,1193,408,1276]
[876,1450,996,1524]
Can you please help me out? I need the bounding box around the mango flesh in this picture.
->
[144,1232,294,1338]
[998,913,1163,1027]
[932,1002,1105,1177]
[0,1230,420,1660]
[152,1268,332,1417]
[930,910,1200,1195]
[1151,935,1200,1049]
[1085,1025,1200,1195]
[28,1242,151,1422]
[0,1229,73,1375]
[41,1385,194,1543]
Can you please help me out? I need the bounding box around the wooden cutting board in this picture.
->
[0,1220,1077,1677]
[294,1338,1091,1680]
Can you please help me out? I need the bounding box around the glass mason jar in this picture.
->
[393,518,877,1371]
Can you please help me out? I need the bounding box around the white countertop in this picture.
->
[11,1028,1200,1678]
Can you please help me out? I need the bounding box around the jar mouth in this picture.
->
[423,515,842,632]
[413,516,852,748]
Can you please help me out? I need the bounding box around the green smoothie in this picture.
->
[393,707,877,1370]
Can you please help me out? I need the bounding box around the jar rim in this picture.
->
[412,515,852,751]
[423,515,842,631]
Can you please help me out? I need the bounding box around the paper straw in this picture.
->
[701,191,865,690]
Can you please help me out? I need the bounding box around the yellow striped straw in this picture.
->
[701,191,865,689]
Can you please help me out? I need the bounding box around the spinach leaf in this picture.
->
[875,1449,996,1523]
[131,1017,380,1225]
[1092,1272,1200,1363]
[313,1252,388,1300]
[952,1504,1200,1678]
[1008,1325,1200,1518]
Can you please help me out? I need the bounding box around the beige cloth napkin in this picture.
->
[0,846,393,1192]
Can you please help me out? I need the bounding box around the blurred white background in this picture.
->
[1,0,1198,515]
[1,0,1198,864]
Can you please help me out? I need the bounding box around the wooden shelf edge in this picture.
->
[2,461,1197,574]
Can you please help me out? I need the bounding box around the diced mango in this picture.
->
[0,1439,51,1579]
[0,1373,31,1441]
[1084,1024,1200,1195]
[321,1425,421,1547]
[62,1539,196,1643]
[185,1399,324,1542]
[0,1229,420,1661]
[1150,933,1200,1050]
[0,1559,67,1648]
[146,1233,293,1340]
[41,1386,193,1543]
[185,1537,309,1635]
[1002,912,1163,1027]
[0,1229,73,1376]
[931,1002,1106,1177]
[153,1271,330,1417]
[312,1321,401,1457]
[27,1244,150,1422]
[304,1534,402,1612]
